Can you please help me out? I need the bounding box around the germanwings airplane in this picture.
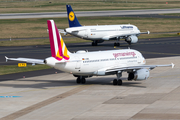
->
[61,5,150,46]
[5,20,174,85]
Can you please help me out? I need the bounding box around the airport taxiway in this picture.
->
[1,8,180,19]
[0,56,180,120]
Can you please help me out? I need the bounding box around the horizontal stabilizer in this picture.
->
[5,56,44,65]
[140,31,150,34]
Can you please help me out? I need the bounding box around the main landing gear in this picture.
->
[76,76,86,84]
[113,71,122,85]
[92,41,97,46]
[114,42,120,46]
[113,79,122,85]
[114,37,120,46]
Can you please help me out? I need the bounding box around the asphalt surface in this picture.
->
[1,9,180,19]
[1,56,180,119]
[1,36,180,80]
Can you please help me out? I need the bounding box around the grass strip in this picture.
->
[1,16,180,41]
[0,64,51,75]
[161,13,180,16]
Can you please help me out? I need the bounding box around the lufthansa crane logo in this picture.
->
[69,11,75,21]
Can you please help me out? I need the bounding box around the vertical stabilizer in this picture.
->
[66,5,82,27]
[47,20,71,61]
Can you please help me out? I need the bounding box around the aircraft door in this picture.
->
[75,57,81,69]
[84,29,88,38]
[137,54,141,64]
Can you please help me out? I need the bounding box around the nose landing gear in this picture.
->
[114,42,120,46]
[92,41,97,46]
[114,37,120,46]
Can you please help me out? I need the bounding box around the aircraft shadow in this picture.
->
[0,78,146,89]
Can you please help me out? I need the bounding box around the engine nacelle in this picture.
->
[128,69,150,81]
[125,35,138,44]
[134,69,150,80]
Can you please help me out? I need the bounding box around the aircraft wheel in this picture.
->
[95,42,97,46]
[117,43,120,46]
[81,78,86,84]
[76,77,81,84]
[113,79,117,85]
[92,41,97,46]
[114,43,117,46]
[117,79,122,85]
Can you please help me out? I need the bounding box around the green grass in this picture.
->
[161,13,180,16]
[0,37,90,46]
[0,16,180,43]
[0,64,51,75]
[0,16,180,46]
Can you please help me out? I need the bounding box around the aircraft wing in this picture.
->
[102,31,150,40]
[97,63,174,74]
[5,56,44,65]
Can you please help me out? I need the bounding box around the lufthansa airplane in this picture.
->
[5,20,174,85]
[61,5,150,46]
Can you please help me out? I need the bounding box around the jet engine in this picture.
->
[125,35,138,44]
[128,69,149,81]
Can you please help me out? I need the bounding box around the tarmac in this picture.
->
[0,56,180,120]
[1,9,180,19]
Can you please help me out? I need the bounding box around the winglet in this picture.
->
[171,63,175,68]
[5,56,8,62]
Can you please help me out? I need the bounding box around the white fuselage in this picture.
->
[45,49,146,76]
[65,24,140,40]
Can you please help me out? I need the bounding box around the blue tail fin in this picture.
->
[66,5,81,27]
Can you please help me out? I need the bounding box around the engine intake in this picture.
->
[128,69,150,81]
[125,35,138,44]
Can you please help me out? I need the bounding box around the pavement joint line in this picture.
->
[0,85,79,95]
[0,85,92,120]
